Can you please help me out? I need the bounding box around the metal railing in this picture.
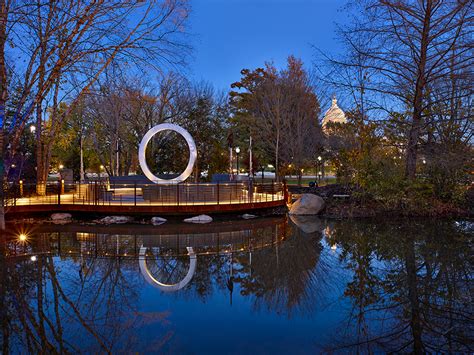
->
[4,180,286,208]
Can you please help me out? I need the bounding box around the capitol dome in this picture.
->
[322,96,347,129]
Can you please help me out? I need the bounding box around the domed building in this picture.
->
[322,96,347,132]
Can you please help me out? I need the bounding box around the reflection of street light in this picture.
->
[235,147,240,174]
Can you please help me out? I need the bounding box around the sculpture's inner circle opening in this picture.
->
[147,131,190,178]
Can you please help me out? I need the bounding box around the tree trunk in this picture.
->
[275,130,280,182]
[405,0,432,180]
[0,0,7,230]
[0,127,4,231]
[80,134,85,182]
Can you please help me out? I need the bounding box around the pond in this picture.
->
[0,216,472,353]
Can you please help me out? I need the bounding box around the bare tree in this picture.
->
[0,0,190,228]
[324,0,472,179]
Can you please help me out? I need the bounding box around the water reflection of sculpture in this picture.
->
[139,246,197,292]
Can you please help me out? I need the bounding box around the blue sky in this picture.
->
[188,0,348,93]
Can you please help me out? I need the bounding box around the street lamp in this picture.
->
[30,125,36,133]
[235,147,240,174]
[59,164,64,170]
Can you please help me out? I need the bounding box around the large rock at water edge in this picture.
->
[51,213,72,224]
[98,216,133,225]
[151,217,167,225]
[183,214,213,224]
[289,194,325,215]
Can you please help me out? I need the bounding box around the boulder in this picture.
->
[51,213,72,224]
[289,215,325,234]
[98,216,133,225]
[289,194,325,215]
[151,217,167,226]
[183,214,213,224]
[242,214,257,219]
[51,213,72,220]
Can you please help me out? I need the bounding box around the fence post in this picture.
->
[94,181,98,205]
[176,183,180,206]
[134,183,137,206]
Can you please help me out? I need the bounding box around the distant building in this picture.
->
[322,96,347,133]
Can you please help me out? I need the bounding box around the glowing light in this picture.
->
[59,164,64,169]
[30,125,36,133]
[30,255,37,262]
[100,165,104,170]
[317,156,322,161]
[18,234,27,242]
[331,244,337,250]
[235,147,240,154]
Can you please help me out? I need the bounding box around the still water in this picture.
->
[1,216,472,353]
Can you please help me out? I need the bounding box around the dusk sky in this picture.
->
[188,0,348,92]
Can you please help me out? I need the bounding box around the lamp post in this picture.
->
[317,156,322,182]
[235,147,240,176]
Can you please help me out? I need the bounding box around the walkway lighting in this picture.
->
[235,147,240,173]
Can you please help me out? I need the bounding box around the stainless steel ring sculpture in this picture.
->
[139,246,197,292]
[139,123,197,184]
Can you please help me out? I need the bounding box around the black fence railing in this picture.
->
[4,180,286,208]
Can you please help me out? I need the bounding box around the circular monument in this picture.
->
[139,123,197,184]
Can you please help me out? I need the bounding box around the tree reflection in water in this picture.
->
[325,219,473,353]
[0,217,472,353]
